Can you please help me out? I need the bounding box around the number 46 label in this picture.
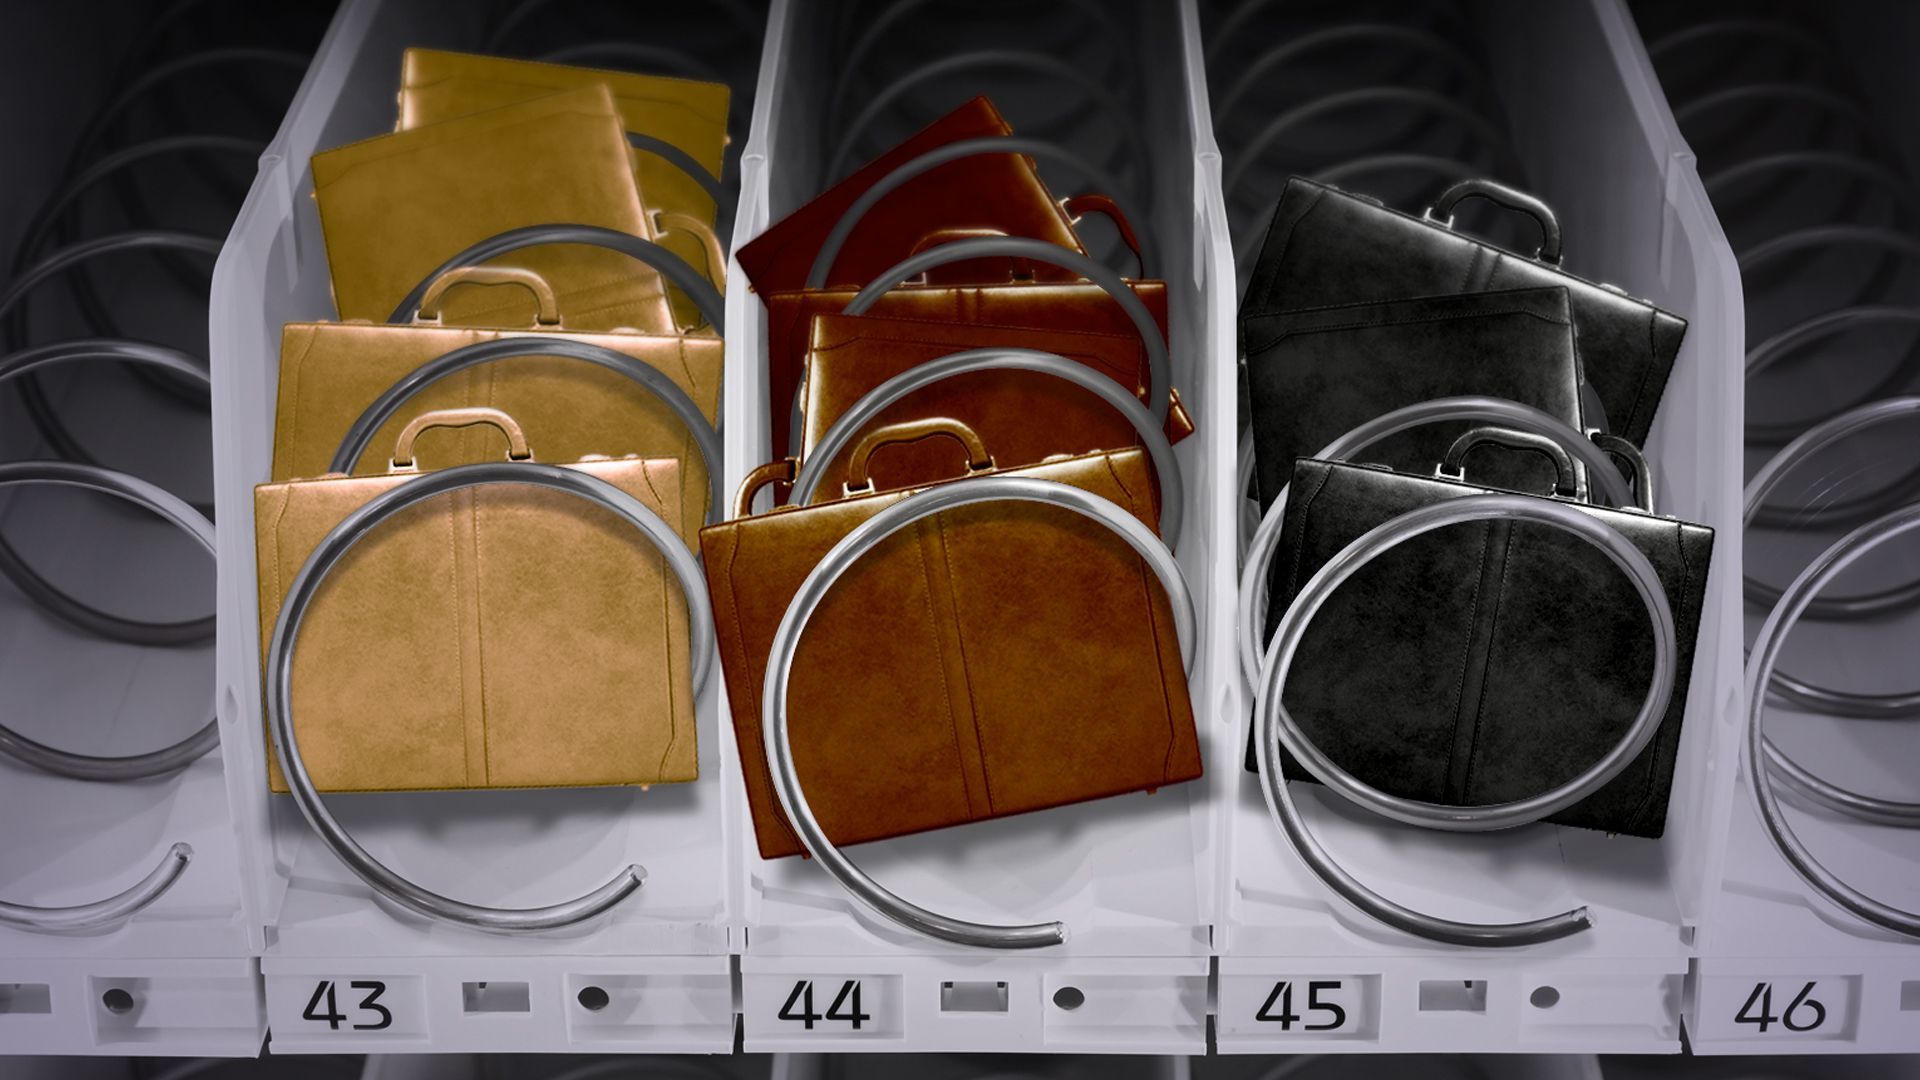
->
[1699,976,1856,1043]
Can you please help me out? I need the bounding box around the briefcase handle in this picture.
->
[389,224,726,334]
[389,407,534,473]
[839,236,1172,429]
[415,266,561,328]
[842,417,994,496]
[805,135,1151,289]
[791,347,1185,549]
[1437,425,1583,500]
[329,336,724,525]
[651,208,728,295]
[1425,178,1564,265]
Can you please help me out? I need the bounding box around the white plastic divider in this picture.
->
[1208,0,1744,1054]
[728,0,1227,1055]
[1663,0,1920,1055]
[0,1,265,1056]
[207,0,742,1053]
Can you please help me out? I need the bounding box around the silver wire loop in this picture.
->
[265,462,715,932]
[761,476,1195,948]
[0,843,193,934]
[1237,395,1634,689]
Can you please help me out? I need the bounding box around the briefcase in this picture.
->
[1251,454,1712,837]
[396,48,730,330]
[1240,176,1685,445]
[1243,286,1588,506]
[737,96,1094,294]
[700,422,1202,859]
[271,277,722,537]
[799,312,1183,497]
[312,84,676,333]
[763,277,1189,461]
[254,409,698,793]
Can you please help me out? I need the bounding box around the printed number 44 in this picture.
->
[779,979,871,1030]
[302,980,392,1032]
[1735,981,1826,1034]
[1256,980,1348,1031]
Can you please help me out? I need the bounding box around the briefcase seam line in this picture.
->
[718,528,801,854]
[1253,186,1324,311]
[641,462,683,781]
[1103,455,1184,779]
[1242,307,1570,357]
[925,515,985,816]
[1460,523,1517,805]
[469,490,491,787]
[1622,303,1660,441]
[816,329,1137,382]
[1622,519,1693,834]
[280,328,319,479]
[1281,467,1337,600]
[1447,521,1494,801]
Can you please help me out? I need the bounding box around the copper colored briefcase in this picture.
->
[700,421,1202,860]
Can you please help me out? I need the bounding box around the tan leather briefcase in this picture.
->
[254,409,698,793]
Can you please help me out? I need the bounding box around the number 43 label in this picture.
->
[267,973,423,1041]
[1699,976,1857,1043]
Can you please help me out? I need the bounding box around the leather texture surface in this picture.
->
[700,447,1202,860]
[1240,176,1685,446]
[736,96,1090,294]
[272,321,722,538]
[396,49,731,330]
[763,279,1173,464]
[802,312,1193,498]
[312,85,675,333]
[255,455,696,794]
[1244,458,1713,838]
[1244,287,1585,506]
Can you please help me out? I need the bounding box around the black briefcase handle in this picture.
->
[1425,178,1564,265]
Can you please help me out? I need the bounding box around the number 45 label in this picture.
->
[1218,974,1373,1040]
[1699,976,1857,1043]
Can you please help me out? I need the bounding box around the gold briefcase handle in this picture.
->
[843,417,994,496]
[733,458,797,519]
[390,407,534,473]
[415,265,561,327]
[651,209,727,296]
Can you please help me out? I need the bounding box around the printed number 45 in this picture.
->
[1257,980,1348,1031]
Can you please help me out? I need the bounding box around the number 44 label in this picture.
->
[1697,975,1858,1043]
[744,973,900,1042]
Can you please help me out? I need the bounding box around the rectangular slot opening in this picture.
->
[1418,980,1487,1013]
[1902,981,1920,1012]
[941,980,1009,1013]
[0,983,52,1015]
[462,981,531,1014]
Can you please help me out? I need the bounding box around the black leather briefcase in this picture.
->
[1239,176,1685,446]
[1243,286,1588,507]
[1245,454,1713,838]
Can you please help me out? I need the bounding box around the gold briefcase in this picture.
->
[254,408,698,794]
[312,84,677,333]
[272,266,722,539]
[396,48,731,330]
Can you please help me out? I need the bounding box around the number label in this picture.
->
[301,980,393,1031]
[1256,980,1350,1031]
[777,979,871,1030]
[1734,981,1826,1034]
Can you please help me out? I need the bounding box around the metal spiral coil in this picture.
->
[1639,2,1920,935]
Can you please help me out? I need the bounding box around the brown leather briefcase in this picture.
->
[799,312,1177,497]
[736,96,1093,294]
[762,277,1184,463]
[700,422,1202,860]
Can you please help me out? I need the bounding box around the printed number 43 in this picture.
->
[779,979,871,1030]
[302,980,392,1031]
[1257,980,1348,1031]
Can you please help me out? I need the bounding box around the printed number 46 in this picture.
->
[302,980,392,1031]
[1257,980,1348,1031]
[779,979,870,1030]
[1735,981,1826,1033]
